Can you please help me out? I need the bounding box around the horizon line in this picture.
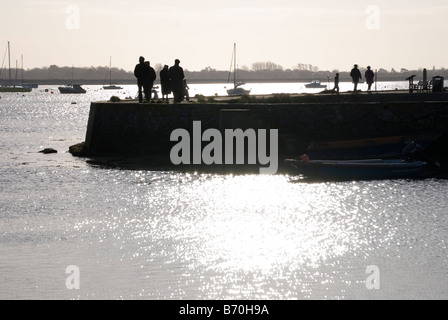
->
[3,64,446,74]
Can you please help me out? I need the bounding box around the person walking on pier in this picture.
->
[365,66,375,93]
[160,65,170,103]
[169,59,185,103]
[350,64,362,93]
[333,73,340,94]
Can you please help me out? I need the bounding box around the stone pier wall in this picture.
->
[83,98,448,162]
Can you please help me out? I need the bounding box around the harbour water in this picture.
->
[1,82,448,300]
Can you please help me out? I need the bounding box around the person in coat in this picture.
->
[160,65,170,103]
[365,66,375,93]
[169,59,185,103]
[134,56,148,103]
[350,64,362,93]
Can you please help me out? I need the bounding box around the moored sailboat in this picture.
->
[226,43,251,96]
[58,66,87,94]
[103,57,123,90]
[0,41,32,93]
[58,84,87,94]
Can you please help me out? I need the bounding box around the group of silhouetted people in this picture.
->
[350,64,375,93]
[331,64,376,94]
[134,57,188,103]
[136,57,378,100]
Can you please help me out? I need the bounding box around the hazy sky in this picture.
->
[1,0,447,72]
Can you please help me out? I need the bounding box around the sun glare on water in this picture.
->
[161,174,363,274]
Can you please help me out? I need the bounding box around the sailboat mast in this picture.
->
[109,56,112,85]
[8,41,11,87]
[21,55,24,86]
[233,43,236,88]
[15,60,18,87]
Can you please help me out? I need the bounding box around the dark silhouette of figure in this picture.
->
[182,78,190,101]
[134,56,148,103]
[350,64,362,93]
[152,88,159,100]
[365,66,375,93]
[169,59,185,103]
[144,61,157,102]
[160,65,170,102]
[333,73,340,94]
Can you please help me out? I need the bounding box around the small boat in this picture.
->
[306,134,439,160]
[304,80,327,88]
[58,84,86,94]
[285,157,427,181]
[227,83,251,96]
[58,65,87,94]
[103,84,123,90]
[22,83,39,89]
[102,57,123,90]
[0,86,32,93]
[226,43,251,96]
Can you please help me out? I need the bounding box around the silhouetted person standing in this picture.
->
[169,59,185,103]
[134,56,148,103]
[365,66,375,93]
[160,65,170,103]
[333,73,340,94]
[144,61,157,102]
[350,64,362,93]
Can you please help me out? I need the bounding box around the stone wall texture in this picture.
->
[82,93,448,165]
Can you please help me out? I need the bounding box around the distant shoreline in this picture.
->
[9,78,437,86]
[2,65,446,86]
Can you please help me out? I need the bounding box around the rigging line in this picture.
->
[103,66,109,86]
[0,45,8,79]
[103,57,112,86]
[226,45,234,85]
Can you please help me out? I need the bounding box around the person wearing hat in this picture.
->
[169,59,185,103]
[365,66,375,93]
[350,64,362,93]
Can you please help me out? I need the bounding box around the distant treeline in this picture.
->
[1,64,447,85]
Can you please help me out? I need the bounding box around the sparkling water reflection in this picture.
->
[1,85,448,300]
